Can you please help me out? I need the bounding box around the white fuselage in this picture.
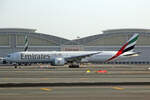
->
[5,51,132,64]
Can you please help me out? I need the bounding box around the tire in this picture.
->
[69,65,79,68]
[14,65,17,68]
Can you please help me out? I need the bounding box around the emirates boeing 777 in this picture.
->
[4,33,140,68]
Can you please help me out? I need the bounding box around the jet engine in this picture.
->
[51,57,66,66]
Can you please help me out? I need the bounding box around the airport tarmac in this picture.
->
[0,64,150,84]
[0,86,150,100]
[0,64,150,100]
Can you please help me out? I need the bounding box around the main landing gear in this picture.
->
[13,64,18,68]
[68,62,80,68]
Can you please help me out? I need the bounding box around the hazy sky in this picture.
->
[0,0,150,40]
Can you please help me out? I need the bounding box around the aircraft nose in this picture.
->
[5,56,10,61]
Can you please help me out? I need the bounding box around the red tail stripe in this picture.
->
[106,42,128,62]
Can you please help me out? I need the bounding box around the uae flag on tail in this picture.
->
[106,33,139,62]
[122,33,139,53]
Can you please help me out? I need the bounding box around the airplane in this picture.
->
[4,33,140,68]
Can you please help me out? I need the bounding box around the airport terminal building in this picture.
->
[0,28,150,64]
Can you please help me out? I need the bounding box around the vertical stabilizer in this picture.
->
[24,35,28,51]
[106,33,139,61]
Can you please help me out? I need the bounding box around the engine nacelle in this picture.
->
[51,57,66,66]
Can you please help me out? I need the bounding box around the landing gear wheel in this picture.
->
[14,65,17,68]
[13,63,18,68]
[2,60,6,64]
[69,64,79,68]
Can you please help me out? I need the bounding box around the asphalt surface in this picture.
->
[0,86,150,100]
[0,64,150,100]
[0,64,150,84]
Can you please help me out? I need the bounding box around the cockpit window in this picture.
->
[7,54,11,57]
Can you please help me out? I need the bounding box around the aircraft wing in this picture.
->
[65,52,101,62]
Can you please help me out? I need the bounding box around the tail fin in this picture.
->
[119,33,139,53]
[24,35,29,51]
[106,33,139,62]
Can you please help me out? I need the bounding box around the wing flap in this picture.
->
[65,52,101,62]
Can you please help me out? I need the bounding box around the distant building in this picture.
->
[0,28,150,64]
[0,28,69,56]
[74,28,150,64]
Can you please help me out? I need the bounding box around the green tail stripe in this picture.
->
[25,36,28,44]
[24,35,28,51]
[128,35,139,45]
